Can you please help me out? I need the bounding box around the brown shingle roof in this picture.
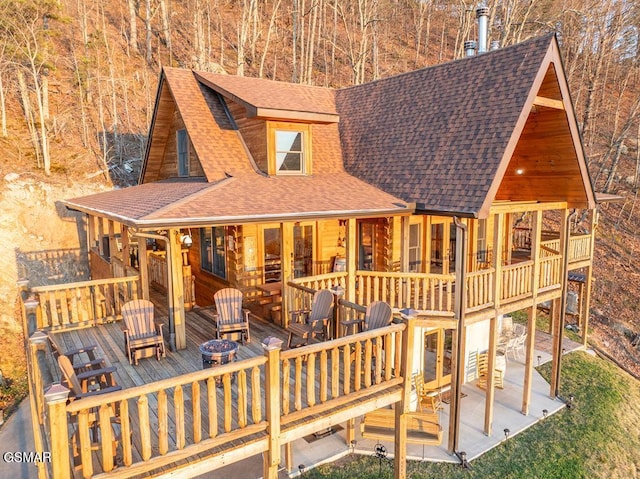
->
[196,72,338,123]
[162,68,254,181]
[65,174,408,228]
[336,34,555,216]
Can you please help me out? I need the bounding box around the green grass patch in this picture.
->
[304,352,640,479]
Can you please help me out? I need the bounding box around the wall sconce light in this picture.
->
[337,219,347,248]
[542,409,548,418]
[180,233,193,248]
[504,428,510,440]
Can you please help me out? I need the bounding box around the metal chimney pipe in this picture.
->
[476,3,490,54]
[490,40,500,51]
[464,40,477,57]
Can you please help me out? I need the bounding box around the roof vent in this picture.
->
[490,40,500,51]
[464,40,477,57]
[476,3,490,54]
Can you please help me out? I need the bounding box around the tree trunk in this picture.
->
[17,70,42,169]
[0,72,7,137]
[127,0,138,54]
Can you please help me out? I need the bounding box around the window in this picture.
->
[268,122,311,175]
[276,130,304,173]
[293,224,314,278]
[177,129,189,177]
[201,227,226,278]
[408,223,421,272]
[476,219,488,265]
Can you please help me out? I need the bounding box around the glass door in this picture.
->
[423,329,453,390]
[430,218,457,274]
[293,224,314,278]
[263,227,281,283]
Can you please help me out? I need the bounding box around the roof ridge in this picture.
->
[337,33,555,94]
[142,177,236,220]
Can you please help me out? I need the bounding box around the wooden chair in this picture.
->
[47,331,105,373]
[412,373,443,412]
[58,355,121,396]
[58,355,123,470]
[121,299,166,365]
[476,352,505,390]
[214,288,251,343]
[286,289,334,348]
[341,300,393,335]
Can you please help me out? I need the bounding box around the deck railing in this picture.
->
[31,319,406,479]
[288,271,348,292]
[355,271,455,313]
[568,234,591,263]
[29,276,140,330]
[538,255,562,291]
[465,269,494,311]
[280,323,404,419]
[501,261,534,302]
[61,356,268,478]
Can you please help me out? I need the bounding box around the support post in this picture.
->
[281,222,294,328]
[448,217,467,454]
[484,213,503,435]
[394,316,416,479]
[45,383,71,479]
[262,337,283,479]
[581,209,597,347]
[137,236,149,300]
[169,229,186,349]
[523,210,542,414]
[346,218,357,303]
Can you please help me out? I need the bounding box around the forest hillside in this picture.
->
[1,0,639,412]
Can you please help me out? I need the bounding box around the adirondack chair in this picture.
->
[213,288,251,343]
[412,373,443,412]
[58,355,123,470]
[476,352,505,390]
[47,331,105,373]
[121,299,166,365]
[286,289,334,348]
[341,300,393,335]
[58,355,121,396]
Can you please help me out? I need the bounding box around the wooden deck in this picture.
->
[44,296,404,479]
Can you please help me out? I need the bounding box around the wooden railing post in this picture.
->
[45,383,71,479]
[262,337,283,479]
[394,315,415,479]
[23,296,40,338]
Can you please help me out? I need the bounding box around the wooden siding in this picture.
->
[142,84,174,183]
[156,108,206,180]
[227,99,268,173]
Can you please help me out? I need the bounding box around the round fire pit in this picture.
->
[200,339,239,386]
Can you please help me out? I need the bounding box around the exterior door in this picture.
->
[429,218,457,274]
[423,329,453,390]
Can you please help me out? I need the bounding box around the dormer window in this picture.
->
[177,129,189,176]
[268,122,311,175]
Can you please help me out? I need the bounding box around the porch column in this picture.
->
[581,209,597,347]
[97,217,105,256]
[137,236,150,300]
[108,220,116,263]
[280,222,294,328]
[484,213,504,436]
[523,209,542,414]
[346,218,357,303]
[168,229,186,350]
[550,209,572,397]
[448,217,467,454]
